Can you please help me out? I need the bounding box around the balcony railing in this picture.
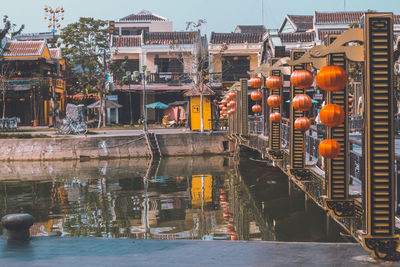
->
[119,72,192,85]
[209,72,250,84]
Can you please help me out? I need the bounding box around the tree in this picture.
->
[60,17,109,127]
[0,16,24,120]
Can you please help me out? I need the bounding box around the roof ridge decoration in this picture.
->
[210,32,263,44]
[3,40,48,57]
[120,10,168,22]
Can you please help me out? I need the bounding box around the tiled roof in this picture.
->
[287,15,314,31]
[120,10,167,21]
[395,15,400,24]
[49,48,61,59]
[318,30,346,43]
[279,32,315,43]
[210,32,263,44]
[3,41,46,57]
[144,32,198,45]
[315,11,364,24]
[235,25,266,33]
[112,36,141,47]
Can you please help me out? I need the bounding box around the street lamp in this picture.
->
[134,65,151,131]
[125,70,133,125]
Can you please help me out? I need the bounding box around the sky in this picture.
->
[2,0,400,37]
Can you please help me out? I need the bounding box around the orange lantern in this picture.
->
[213,99,218,104]
[220,115,225,120]
[249,77,263,88]
[294,117,311,131]
[226,94,232,101]
[319,139,341,159]
[222,106,227,112]
[219,104,225,109]
[290,70,314,89]
[228,91,237,99]
[228,108,236,115]
[265,76,283,90]
[292,94,312,111]
[227,101,232,108]
[319,104,345,127]
[252,104,261,113]
[316,65,348,91]
[228,100,236,107]
[269,112,282,122]
[221,99,228,106]
[267,95,282,108]
[250,90,262,101]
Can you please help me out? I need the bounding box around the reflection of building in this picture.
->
[0,33,70,125]
[109,10,205,124]
[191,174,212,208]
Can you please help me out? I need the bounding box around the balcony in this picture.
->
[209,72,250,87]
[120,72,192,86]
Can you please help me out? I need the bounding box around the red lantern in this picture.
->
[290,70,314,89]
[220,115,225,120]
[219,104,225,109]
[294,117,311,131]
[250,90,262,101]
[222,106,227,112]
[267,95,282,108]
[269,112,282,122]
[252,104,261,113]
[228,91,237,99]
[292,94,312,111]
[228,100,236,108]
[249,77,263,88]
[319,139,341,159]
[213,99,218,104]
[221,99,228,106]
[265,76,283,90]
[319,104,345,127]
[228,109,236,115]
[316,65,348,91]
[226,94,232,101]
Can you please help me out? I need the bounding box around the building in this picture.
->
[109,10,204,125]
[0,34,69,126]
[208,26,264,91]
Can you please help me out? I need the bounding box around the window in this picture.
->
[222,56,250,81]
[154,58,183,73]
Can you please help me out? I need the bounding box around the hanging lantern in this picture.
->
[228,108,236,115]
[319,139,341,159]
[222,106,227,112]
[292,94,312,111]
[228,100,236,107]
[290,70,314,89]
[227,101,232,108]
[250,90,262,101]
[226,94,232,101]
[221,99,228,106]
[316,65,348,91]
[319,104,345,127]
[249,77,263,88]
[269,112,282,122]
[233,56,239,61]
[228,91,237,99]
[219,104,225,109]
[294,117,311,131]
[265,76,283,90]
[220,115,225,120]
[252,104,261,113]
[267,95,282,108]
[213,99,218,104]
[48,24,52,28]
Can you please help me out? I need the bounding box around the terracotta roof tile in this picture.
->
[144,32,198,45]
[315,11,364,25]
[120,10,167,21]
[112,36,141,47]
[235,25,266,33]
[279,32,315,43]
[210,32,263,44]
[3,41,46,57]
[318,30,346,43]
[287,15,314,31]
[49,48,61,59]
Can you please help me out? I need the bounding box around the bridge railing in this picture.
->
[248,116,263,135]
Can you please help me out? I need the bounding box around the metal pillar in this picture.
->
[323,36,354,218]
[361,13,400,261]
[289,50,309,180]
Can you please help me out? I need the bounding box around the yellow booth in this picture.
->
[185,85,215,131]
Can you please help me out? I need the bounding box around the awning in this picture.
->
[87,100,122,109]
[145,102,169,109]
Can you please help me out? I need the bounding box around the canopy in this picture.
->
[285,99,319,104]
[168,100,188,107]
[87,100,122,109]
[145,102,169,109]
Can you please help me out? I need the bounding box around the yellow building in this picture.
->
[184,84,215,131]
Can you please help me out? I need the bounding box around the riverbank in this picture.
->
[0,131,229,161]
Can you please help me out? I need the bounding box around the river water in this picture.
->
[0,153,350,242]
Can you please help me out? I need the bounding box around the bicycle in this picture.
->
[57,118,88,135]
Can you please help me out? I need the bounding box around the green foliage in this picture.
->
[60,17,109,93]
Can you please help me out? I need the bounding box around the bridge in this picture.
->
[221,12,400,261]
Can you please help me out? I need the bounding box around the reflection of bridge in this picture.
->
[225,13,400,261]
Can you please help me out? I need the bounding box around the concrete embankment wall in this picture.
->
[0,132,228,161]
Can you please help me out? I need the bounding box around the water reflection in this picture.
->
[0,155,350,242]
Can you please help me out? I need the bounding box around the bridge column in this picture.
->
[289,50,310,180]
[239,79,248,137]
[361,13,400,261]
[323,36,355,219]
[267,58,284,160]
